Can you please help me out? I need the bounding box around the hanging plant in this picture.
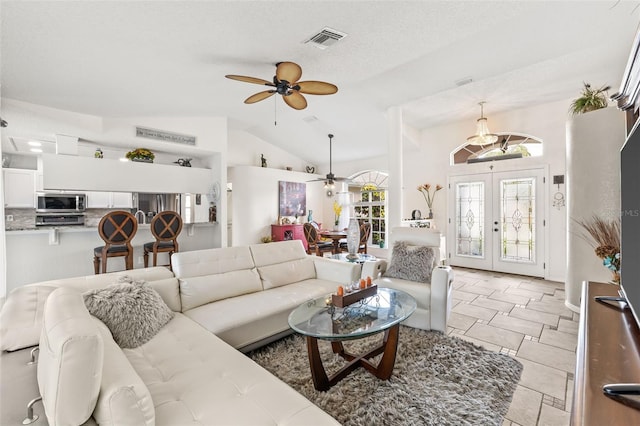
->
[569,82,611,115]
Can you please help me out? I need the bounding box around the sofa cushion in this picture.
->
[384,241,437,283]
[0,285,56,351]
[179,267,263,311]
[257,258,316,290]
[37,287,103,426]
[83,277,174,349]
[92,318,155,426]
[123,313,339,425]
[249,239,307,267]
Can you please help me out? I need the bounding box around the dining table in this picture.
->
[319,230,347,254]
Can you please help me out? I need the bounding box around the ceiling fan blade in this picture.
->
[283,91,307,110]
[225,75,274,86]
[296,81,338,95]
[244,90,276,104]
[276,62,302,84]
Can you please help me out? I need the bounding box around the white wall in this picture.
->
[227,128,310,171]
[228,165,326,246]
[566,106,624,310]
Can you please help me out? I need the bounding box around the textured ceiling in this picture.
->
[1,1,639,164]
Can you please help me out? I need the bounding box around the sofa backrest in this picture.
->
[0,267,180,353]
[250,240,317,290]
[172,246,263,311]
[38,287,104,426]
[249,240,307,267]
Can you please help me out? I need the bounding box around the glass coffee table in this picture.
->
[288,287,417,391]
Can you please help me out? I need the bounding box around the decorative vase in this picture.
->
[346,218,360,258]
[428,209,433,219]
[334,221,339,231]
[307,210,313,223]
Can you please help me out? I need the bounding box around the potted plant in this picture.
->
[569,82,611,115]
[126,148,155,163]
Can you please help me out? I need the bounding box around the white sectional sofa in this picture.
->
[0,237,453,425]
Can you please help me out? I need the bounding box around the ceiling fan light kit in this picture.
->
[225,61,338,110]
[467,101,498,146]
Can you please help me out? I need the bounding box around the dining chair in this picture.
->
[340,221,371,254]
[303,223,333,256]
[93,210,138,274]
[143,210,183,270]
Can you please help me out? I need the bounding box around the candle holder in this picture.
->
[332,285,377,308]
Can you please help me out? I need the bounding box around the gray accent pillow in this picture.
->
[83,276,174,349]
[383,241,437,283]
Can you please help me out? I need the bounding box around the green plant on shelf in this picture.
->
[126,148,155,161]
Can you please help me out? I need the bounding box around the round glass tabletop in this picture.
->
[330,253,377,263]
[288,287,417,341]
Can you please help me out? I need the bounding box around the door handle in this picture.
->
[494,221,498,225]
[494,228,499,232]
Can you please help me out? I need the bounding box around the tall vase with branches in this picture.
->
[417,183,443,219]
[575,215,621,283]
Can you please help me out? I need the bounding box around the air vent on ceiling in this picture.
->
[304,27,347,49]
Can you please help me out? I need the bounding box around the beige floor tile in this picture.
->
[538,404,569,426]
[566,378,574,414]
[457,284,495,296]
[528,299,574,318]
[452,302,497,321]
[489,291,532,305]
[517,340,575,373]
[475,279,514,292]
[472,296,515,313]
[539,329,578,352]
[447,311,477,331]
[516,357,567,400]
[510,307,559,327]
[506,385,542,426]
[452,333,502,352]
[490,314,543,337]
[519,281,560,294]
[452,290,479,302]
[466,322,524,350]
[507,287,545,300]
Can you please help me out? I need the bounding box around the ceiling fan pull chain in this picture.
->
[274,96,277,126]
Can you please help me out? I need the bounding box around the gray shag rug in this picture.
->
[249,326,522,425]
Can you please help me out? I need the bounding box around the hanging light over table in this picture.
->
[467,101,498,146]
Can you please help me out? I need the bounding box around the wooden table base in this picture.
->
[305,324,400,391]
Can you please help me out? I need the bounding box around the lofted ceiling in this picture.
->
[1,1,639,165]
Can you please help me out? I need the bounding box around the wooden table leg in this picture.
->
[307,336,331,391]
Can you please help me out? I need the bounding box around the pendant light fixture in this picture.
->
[467,101,498,146]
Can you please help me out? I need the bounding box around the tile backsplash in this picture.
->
[5,208,132,230]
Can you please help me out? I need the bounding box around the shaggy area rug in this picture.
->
[249,326,522,425]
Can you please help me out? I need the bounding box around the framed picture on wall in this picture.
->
[279,181,306,217]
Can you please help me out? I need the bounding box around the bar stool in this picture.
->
[93,210,138,274]
[143,211,183,270]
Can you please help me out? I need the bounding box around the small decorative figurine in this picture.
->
[174,158,192,167]
[261,154,267,168]
[94,148,103,159]
[209,203,217,223]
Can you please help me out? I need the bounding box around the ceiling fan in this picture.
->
[225,61,338,110]
[308,134,350,195]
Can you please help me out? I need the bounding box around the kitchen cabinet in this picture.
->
[3,168,36,208]
[86,191,133,209]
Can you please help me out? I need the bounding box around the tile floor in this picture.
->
[446,267,578,426]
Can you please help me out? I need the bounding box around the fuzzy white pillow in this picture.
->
[383,241,437,283]
[83,276,174,349]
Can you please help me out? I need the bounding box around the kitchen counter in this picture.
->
[4,222,220,292]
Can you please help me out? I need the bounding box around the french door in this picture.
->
[448,168,545,277]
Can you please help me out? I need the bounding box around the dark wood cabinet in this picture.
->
[271,224,307,251]
[571,281,640,425]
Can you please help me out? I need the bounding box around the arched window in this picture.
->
[348,170,388,246]
[451,134,543,165]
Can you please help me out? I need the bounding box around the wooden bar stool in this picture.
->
[93,210,138,274]
[143,211,183,270]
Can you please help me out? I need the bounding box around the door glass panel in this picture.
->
[500,178,535,263]
[455,182,484,258]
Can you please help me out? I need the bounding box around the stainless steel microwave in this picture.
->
[36,193,86,213]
